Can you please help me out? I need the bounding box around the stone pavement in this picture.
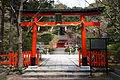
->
[23,54,109,78]
[52,48,67,54]
[23,54,91,78]
[18,54,112,80]
[26,54,84,71]
[6,49,113,80]
[39,54,80,71]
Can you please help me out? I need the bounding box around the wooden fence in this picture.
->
[79,50,120,67]
[0,52,18,67]
[23,50,39,66]
[0,50,39,67]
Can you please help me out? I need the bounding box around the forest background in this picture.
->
[0,0,120,67]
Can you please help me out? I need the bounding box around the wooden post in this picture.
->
[79,50,81,67]
[15,52,17,67]
[17,52,19,65]
[12,52,14,66]
[23,51,24,66]
[98,52,100,66]
[88,51,90,66]
[91,51,93,66]
[25,51,27,66]
[104,53,105,66]
[37,49,39,66]
[30,51,32,65]
[28,51,29,66]
[9,52,12,66]
[95,51,97,66]
[94,52,96,66]
[101,52,103,66]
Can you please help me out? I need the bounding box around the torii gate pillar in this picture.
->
[81,16,87,66]
[31,17,38,66]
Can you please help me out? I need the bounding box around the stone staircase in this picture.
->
[22,69,90,78]
[21,66,113,80]
[21,54,113,80]
[22,65,90,79]
[110,64,120,80]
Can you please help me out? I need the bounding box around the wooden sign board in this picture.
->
[56,14,62,23]
[89,38,107,50]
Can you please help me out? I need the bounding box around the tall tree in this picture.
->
[9,0,14,52]
[18,0,25,71]
[0,0,5,54]
[85,0,120,41]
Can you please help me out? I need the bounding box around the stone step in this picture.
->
[24,69,90,73]
[114,68,120,75]
[21,77,113,80]
[52,51,66,54]
[52,52,67,54]
[110,72,120,80]
[52,48,66,54]
[110,64,120,80]
[117,64,120,69]
[25,66,90,73]
[54,48,65,50]
[22,72,105,78]
[0,72,8,80]
[22,72,90,78]
[52,52,66,54]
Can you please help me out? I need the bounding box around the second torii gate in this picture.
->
[21,7,104,66]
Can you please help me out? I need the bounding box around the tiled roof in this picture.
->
[21,7,105,13]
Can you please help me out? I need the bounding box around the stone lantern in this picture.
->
[75,44,79,54]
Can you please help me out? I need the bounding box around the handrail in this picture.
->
[0,55,10,57]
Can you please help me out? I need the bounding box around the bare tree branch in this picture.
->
[84,0,96,8]
[111,0,120,7]
[22,1,44,42]
[85,0,120,35]
[98,0,120,14]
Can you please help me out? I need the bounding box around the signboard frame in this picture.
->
[88,38,108,76]
[90,38,107,50]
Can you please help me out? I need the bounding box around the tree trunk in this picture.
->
[0,0,5,54]
[9,0,14,52]
[18,0,24,71]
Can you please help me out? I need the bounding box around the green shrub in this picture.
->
[43,50,47,54]
[65,48,76,52]
[71,49,75,52]
[37,33,54,45]
[49,48,54,52]
[107,42,120,61]
[65,48,70,52]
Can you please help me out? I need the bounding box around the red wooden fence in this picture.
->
[23,50,39,66]
[0,50,39,67]
[87,51,106,67]
[0,52,18,67]
[1,50,119,67]
[79,50,120,67]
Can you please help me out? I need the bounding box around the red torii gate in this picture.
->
[21,7,104,66]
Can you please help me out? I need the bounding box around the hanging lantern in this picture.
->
[45,26,48,30]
